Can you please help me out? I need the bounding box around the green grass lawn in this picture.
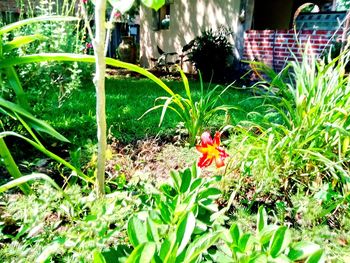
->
[30,77,263,148]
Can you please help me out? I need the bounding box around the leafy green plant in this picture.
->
[216,207,324,262]
[141,72,235,146]
[187,27,234,82]
[230,47,350,203]
[120,164,225,262]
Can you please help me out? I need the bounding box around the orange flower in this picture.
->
[196,131,229,168]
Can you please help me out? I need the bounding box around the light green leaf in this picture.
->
[0,16,78,34]
[141,0,165,11]
[288,241,321,261]
[257,206,267,233]
[229,224,241,246]
[259,225,279,245]
[176,212,196,255]
[36,242,61,263]
[0,173,62,194]
[109,0,135,13]
[170,170,181,192]
[269,226,291,258]
[305,249,325,263]
[93,250,106,263]
[127,217,148,247]
[126,242,156,263]
[3,35,47,52]
[146,217,159,242]
[184,231,222,262]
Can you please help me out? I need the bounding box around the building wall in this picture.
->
[243,29,342,72]
[139,0,241,72]
[0,0,19,13]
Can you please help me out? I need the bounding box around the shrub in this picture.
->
[187,27,234,83]
[229,48,350,207]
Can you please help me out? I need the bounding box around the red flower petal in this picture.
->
[213,131,221,146]
[198,154,213,168]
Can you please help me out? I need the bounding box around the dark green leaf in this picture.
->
[0,98,69,142]
[238,233,253,253]
[198,188,221,200]
[180,168,192,193]
[229,224,241,246]
[305,249,325,263]
[269,226,291,258]
[190,178,202,192]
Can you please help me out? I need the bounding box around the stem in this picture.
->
[0,138,31,194]
[93,0,107,197]
[104,8,117,56]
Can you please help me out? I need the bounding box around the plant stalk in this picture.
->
[93,0,107,197]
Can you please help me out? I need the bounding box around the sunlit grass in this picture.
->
[30,77,264,147]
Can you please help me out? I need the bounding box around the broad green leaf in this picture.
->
[259,225,279,245]
[189,178,202,192]
[3,35,47,52]
[170,170,181,192]
[269,226,291,258]
[159,202,172,224]
[127,217,148,247]
[109,0,135,13]
[0,98,69,142]
[229,224,241,246]
[198,188,221,200]
[126,242,156,263]
[176,212,196,255]
[238,233,253,253]
[146,217,159,242]
[257,206,267,233]
[288,241,321,261]
[93,250,106,263]
[184,231,222,263]
[159,238,172,261]
[141,0,165,11]
[305,249,325,263]
[180,168,192,193]
[191,162,199,179]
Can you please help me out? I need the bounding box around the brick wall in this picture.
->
[243,29,343,72]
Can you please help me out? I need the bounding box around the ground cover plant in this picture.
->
[0,0,349,262]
